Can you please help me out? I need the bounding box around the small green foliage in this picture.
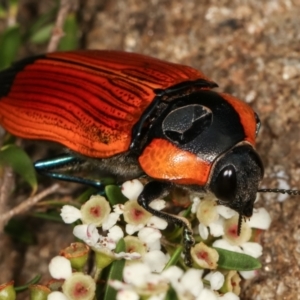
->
[103,239,126,300]
[0,144,38,193]
[0,25,21,70]
[105,185,128,205]
[214,247,262,271]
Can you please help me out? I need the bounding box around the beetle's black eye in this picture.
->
[214,165,237,202]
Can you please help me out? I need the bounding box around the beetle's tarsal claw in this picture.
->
[237,213,243,236]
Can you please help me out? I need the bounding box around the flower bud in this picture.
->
[60,243,90,271]
[0,281,16,300]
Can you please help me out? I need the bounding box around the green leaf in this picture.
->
[165,287,179,300]
[58,12,78,51]
[164,245,183,269]
[0,144,37,193]
[15,274,42,292]
[103,239,126,300]
[4,218,35,244]
[214,247,262,271]
[30,24,54,44]
[31,211,63,222]
[26,3,58,40]
[105,185,128,205]
[0,25,21,70]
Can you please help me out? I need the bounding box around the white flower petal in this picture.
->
[239,270,258,280]
[117,289,139,300]
[148,293,166,300]
[138,227,162,246]
[121,180,144,200]
[216,205,236,219]
[212,239,242,253]
[102,212,120,231]
[125,223,144,235]
[113,204,124,214]
[47,291,69,300]
[49,256,72,280]
[199,223,209,240]
[107,225,124,243]
[149,199,166,210]
[109,280,129,290]
[219,291,240,300]
[143,250,168,273]
[146,238,161,251]
[205,271,224,290]
[123,263,151,286]
[196,288,218,300]
[241,242,263,258]
[191,196,201,213]
[161,266,183,284]
[73,224,100,246]
[181,268,204,297]
[60,205,82,224]
[114,251,142,260]
[147,216,168,230]
[246,207,271,230]
[209,218,224,237]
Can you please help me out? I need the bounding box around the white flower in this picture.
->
[240,242,262,258]
[73,224,100,246]
[49,256,72,279]
[180,268,204,297]
[60,205,82,224]
[216,205,236,219]
[121,179,144,200]
[138,227,162,251]
[107,225,124,243]
[191,196,201,213]
[246,207,271,230]
[125,223,144,235]
[47,291,68,300]
[239,270,258,280]
[212,239,243,253]
[147,216,168,230]
[116,289,139,300]
[123,263,152,286]
[219,292,240,300]
[102,212,121,231]
[204,271,224,290]
[199,223,209,240]
[196,288,218,300]
[161,266,184,286]
[143,250,168,273]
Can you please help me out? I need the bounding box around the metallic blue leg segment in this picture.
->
[34,154,105,189]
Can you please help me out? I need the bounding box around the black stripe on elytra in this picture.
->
[0,55,46,98]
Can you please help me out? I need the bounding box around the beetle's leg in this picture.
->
[138,181,195,266]
[34,154,105,190]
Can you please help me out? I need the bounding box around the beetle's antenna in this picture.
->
[258,188,300,196]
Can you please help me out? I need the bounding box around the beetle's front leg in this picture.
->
[138,181,195,266]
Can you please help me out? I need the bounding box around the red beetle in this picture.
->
[0,50,297,264]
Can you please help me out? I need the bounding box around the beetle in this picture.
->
[0,50,298,265]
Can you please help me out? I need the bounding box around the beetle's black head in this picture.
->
[209,144,264,218]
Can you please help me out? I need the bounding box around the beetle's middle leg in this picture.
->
[138,180,195,266]
[34,154,108,190]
